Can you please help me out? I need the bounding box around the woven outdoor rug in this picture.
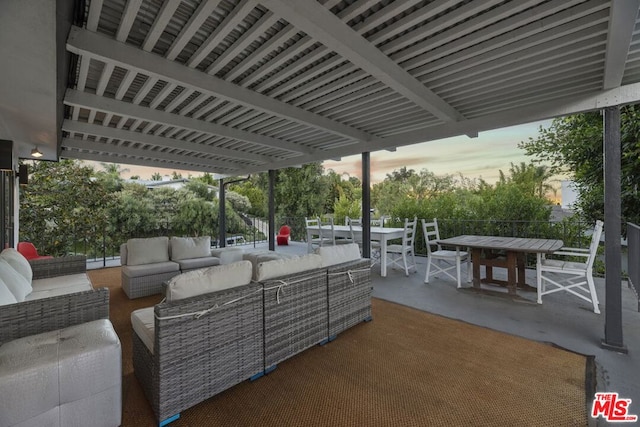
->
[88,267,594,426]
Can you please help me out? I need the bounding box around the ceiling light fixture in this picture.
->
[30,147,43,158]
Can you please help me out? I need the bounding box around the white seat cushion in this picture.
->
[131,307,155,353]
[27,274,93,301]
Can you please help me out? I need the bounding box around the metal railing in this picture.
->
[628,222,640,311]
[21,217,597,269]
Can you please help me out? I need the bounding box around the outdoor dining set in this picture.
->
[305,216,603,314]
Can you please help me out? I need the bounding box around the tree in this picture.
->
[519,106,640,224]
[19,159,114,256]
[498,162,554,199]
[95,162,128,192]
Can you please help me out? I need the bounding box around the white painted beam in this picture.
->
[603,0,640,89]
[62,121,269,163]
[61,145,236,174]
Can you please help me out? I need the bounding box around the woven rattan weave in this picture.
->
[261,267,329,370]
[327,258,372,339]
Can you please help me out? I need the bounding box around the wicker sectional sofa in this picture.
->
[131,244,372,426]
[120,236,221,299]
[0,248,120,427]
[0,249,109,343]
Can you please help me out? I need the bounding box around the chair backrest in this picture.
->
[17,241,39,260]
[586,220,604,269]
[347,216,362,226]
[348,219,363,245]
[420,218,442,255]
[305,217,322,240]
[371,215,387,227]
[319,217,335,244]
[402,217,417,248]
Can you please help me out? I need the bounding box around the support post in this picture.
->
[269,169,275,251]
[362,152,371,258]
[218,178,226,248]
[602,106,626,353]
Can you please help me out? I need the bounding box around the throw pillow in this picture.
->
[0,258,33,301]
[0,248,33,283]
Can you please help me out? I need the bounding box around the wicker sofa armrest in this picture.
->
[0,287,110,345]
[327,258,373,339]
[29,255,87,279]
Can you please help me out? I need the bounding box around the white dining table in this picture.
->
[306,225,405,277]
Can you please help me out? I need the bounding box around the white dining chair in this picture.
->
[536,220,603,314]
[306,217,333,251]
[421,218,471,288]
[385,217,417,276]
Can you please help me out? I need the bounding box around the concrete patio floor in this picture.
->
[90,239,640,424]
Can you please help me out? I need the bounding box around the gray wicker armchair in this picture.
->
[132,282,264,425]
[0,255,109,345]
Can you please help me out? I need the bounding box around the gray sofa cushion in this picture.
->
[126,237,170,266]
[165,260,252,301]
[170,236,211,261]
[122,261,180,278]
[176,256,220,271]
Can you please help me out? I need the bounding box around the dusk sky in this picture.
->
[92,119,562,188]
[322,119,557,185]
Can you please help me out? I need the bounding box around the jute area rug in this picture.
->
[88,267,593,427]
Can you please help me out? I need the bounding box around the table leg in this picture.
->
[380,237,387,277]
[517,253,526,289]
[472,248,482,289]
[506,251,517,295]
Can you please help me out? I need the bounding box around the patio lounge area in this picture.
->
[3,0,640,424]
[84,239,640,425]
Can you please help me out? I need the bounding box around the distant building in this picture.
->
[561,180,578,210]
